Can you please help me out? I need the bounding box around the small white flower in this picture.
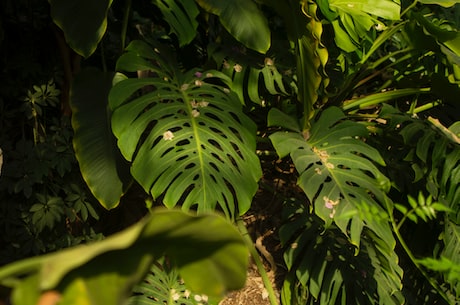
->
[192,109,200,117]
[181,83,189,91]
[234,64,243,72]
[223,88,230,94]
[163,130,174,141]
[190,100,198,108]
[262,289,269,300]
[194,295,202,302]
[329,209,337,219]
[171,289,180,301]
[222,60,230,69]
[201,295,208,302]
[375,23,386,31]
[206,72,213,78]
[195,79,203,86]
[324,196,339,209]
[184,290,191,298]
[315,168,322,175]
[264,57,274,66]
[198,100,209,107]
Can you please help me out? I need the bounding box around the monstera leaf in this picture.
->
[269,107,393,249]
[109,40,262,219]
[280,200,404,305]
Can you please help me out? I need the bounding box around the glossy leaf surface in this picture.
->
[110,40,262,219]
[71,68,131,209]
[49,0,113,58]
[0,209,248,305]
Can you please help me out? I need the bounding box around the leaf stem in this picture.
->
[237,218,279,305]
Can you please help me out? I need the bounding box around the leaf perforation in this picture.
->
[111,40,261,219]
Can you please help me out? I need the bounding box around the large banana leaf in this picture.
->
[49,0,113,58]
[196,0,271,53]
[0,209,248,305]
[109,40,262,219]
[70,68,131,210]
[269,107,393,249]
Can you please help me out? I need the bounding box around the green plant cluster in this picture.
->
[0,78,102,265]
[1,0,460,305]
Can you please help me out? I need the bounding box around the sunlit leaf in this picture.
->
[109,40,262,219]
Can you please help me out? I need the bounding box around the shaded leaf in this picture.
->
[49,0,113,58]
[196,0,270,53]
[70,68,131,210]
[154,0,199,46]
[0,209,248,305]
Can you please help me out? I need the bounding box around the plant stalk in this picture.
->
[237,218,279,305]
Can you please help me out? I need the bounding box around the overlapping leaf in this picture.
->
[269,107,392,248]
[128,257,220,305]
[109,40,262,219]
[153,0,200,47]
[70,68,131,209]
[279,200,403,305]
[317,0,400,52]
[196,0,271,53]
[49,0,113,58]
[0,209,248,305]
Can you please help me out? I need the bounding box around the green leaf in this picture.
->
[196,0,271,53]
[153,0,200,46]
[71,68,132,210]
[418,0,460,7]
[110,40,262,219]
[267,108,301,133]
[0,209,248,305]
[326,0,400,52]
[280,201,403,305]
[49,0,113,58]
[270,107,392,249]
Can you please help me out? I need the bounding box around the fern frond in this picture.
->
[109,40,262,219]
[129,258,218,305]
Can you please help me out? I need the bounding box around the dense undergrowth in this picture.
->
[1,1,460,305]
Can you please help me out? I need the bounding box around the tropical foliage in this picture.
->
[1,0,460,305]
